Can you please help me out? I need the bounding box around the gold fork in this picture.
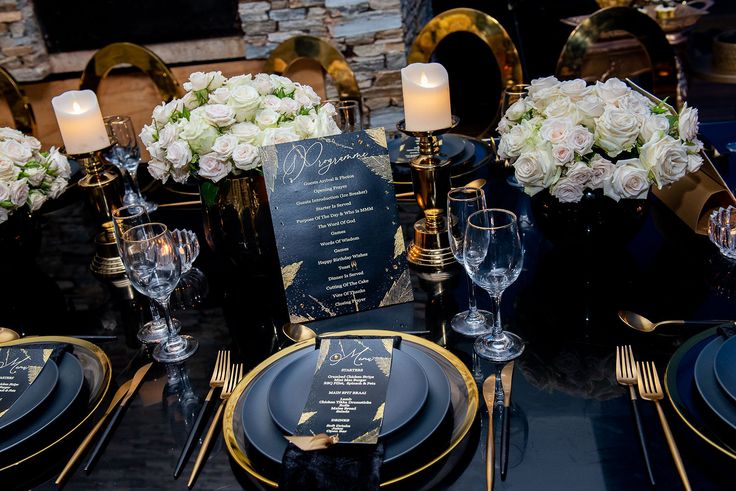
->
[188,363,243,488]
[637,361,691,491]
[174,350,229,478]
[615,346,655,486]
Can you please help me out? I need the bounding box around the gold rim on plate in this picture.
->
[223,329,479,487]
[0,336,113,472]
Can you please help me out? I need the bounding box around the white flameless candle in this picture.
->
[401,63,452,132]
[51,90,110,155]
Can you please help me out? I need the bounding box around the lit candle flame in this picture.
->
[420,72,429,86]
[71,101,83,114]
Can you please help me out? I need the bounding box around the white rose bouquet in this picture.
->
[498,77,704,203]
[0,127,71,225]
[140,71,341,204]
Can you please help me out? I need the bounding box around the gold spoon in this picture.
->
[395,178,486,199]
[618,310,732,333]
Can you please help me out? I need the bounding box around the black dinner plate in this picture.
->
[0,352,84,457]
[0,359,59,434]
[714,337,736,404]
[242,342,451,465]
[268,345,429,438]
[666,328,736,459]
[693,336,736,431]
[389,134,466,165]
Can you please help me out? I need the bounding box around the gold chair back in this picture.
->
[80,42,182,102]
[0,66,36,135]
[556,7,677,102]
[409,8,523,137]
[264,35,361,102]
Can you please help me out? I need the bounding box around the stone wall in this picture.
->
[0,0,49,81]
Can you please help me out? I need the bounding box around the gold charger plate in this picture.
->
[0,336,113,473]
[223,329,479,488]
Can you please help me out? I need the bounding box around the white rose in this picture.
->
[566,161,593,187]
[23,136,41,151]
[678,103,699,142]
[208,87,230,105]
[293,87,313,108]
[513,149,560,195]
[505,99,529,121]
[157,124,179,148]
[228,84,261,121]
[197,153,231,182]
[315,109,341,136]
[594,107,640,157]
[576,94,605,127]
[527,76,560,98]
[687,153,703,173]
[589,154,616,189]
[203,104,235,127]
[47,177,67,199]
[226,74,253,88]
[604,158,650,201]
[686,138,704,155]
[23,166,45,186]
[270,74,295,94]
[253,73,274,95]
[0,207,7,223]
[212,134,239,159]
[232,143,260,171]
[140,124,156,147]
[551,176,584,203]
[301,84,321,106]
[178,115,218,155]
[255,108,281,129]
[496,117,512,135]
[0,139,31,165]
[27,190,46,212]
[294,114,318,137]
[0,181,9,201]
[543,97,579,123]
[230,122,261,144]
[261,126,301,146]
[152,100,178,125]
[617,92,651,123]
[540,117,573,145]
[279,97,300,117]
[9,178,28,206]
[47,148,71,179]
[184,71,225,92]
[181,91,200,110]
[567,125,594,156]
[0,158,16,181]
[147,158,170,183]
[165,140,192,169]
[639,135,688,188]
[170,166,190,184]
[640,114,670,143]
[558,79,591,101]
[0,127,25,141]
[595,78,629,104]
[499,121,535,158]
[262,94,282,112]
[147,141,166,161]
[552,144,574,164]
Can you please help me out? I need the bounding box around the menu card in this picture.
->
[0,348,52,417]
[261,129,413,323]
[296,337,395,444]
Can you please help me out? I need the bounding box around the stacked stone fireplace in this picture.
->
[0,0,433,127]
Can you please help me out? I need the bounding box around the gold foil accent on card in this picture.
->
[366,128,388,149]
[379,269,413,307]
[373,402,385,422]
[298,411,318,425]
[281,261,303,290]
[352,427,380,443]
[374,357,391,377]
[393,226,405,259]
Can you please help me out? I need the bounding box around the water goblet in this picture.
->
[104,115,157,212]
[120,223,198,363]
[447,187,492,336]
[324,99,362,132]
[111,205,181,344]
[464,209,525,362]
[171,229,200,274]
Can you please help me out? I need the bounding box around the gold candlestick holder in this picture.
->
[69,147,126,283]
[397,117,458,274]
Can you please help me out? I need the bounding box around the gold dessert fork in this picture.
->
[188,362,243,488]
[637,361,691,491]
[482,373,497,491]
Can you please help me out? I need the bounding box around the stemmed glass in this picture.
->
[120,223,198,363]
[104,116,157,212]
[448,187,492,336]
[111,205,181,344]
[464,209,525,362]
[324,100,362,132]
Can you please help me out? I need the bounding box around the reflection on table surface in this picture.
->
[2,124,736,490]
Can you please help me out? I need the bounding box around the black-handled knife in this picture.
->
[630,388,656,486]
[173,394,216,478]
[83,362,153,473]
[500,361,514,481]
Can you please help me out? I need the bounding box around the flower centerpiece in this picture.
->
[498,77,703,203]
[0,127,71,225]
[139,71,340,205]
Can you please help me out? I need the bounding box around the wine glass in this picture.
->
[104,116,157,212]
[324,99,362,132]
[464,209,525,362]
[112,205,181,345]
[448,187,492,336]
[500,84,530,189]
[120,223,198,363]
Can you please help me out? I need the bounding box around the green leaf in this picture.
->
[200,180,220,207]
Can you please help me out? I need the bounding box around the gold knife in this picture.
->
[482,374,497,491]
[83,362,153,473]
[500,362,514,480]
[55,380,132,486]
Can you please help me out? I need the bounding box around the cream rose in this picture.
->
[197,153,231,182]
[0,139,31,165]
[678,103,699,142]
[152,100,179,125]
[270,74,295,94]
[253,73,274,95]
[527,76,560,98]
[552,144,574,164]
[589,154,616,189]
[604,158,650,201]
[639,135,688,187]
[540,117,573,145]
[261,126,300,146]
[513,149,560,195]
[9,178,28,206]
[255,108,281,129]
[23,166,45,186]
[208,87,230,105]
[551,177,584,203]
[595,78,629,104]
[0,181,9,201]
[203,104,235,127]
[687,153,703,173]
[0,127,24,141]
[499,121,535,158]
[543,97,579,123]
[165,140,192,169]
[157,124,179,148]
[23,136,41,152]
[262,95,282,111]
[294,114,318,137]
[279,97,300,117]
[576,94,605,126]
[566,161,593,187]
[230,122,261,144]
[27,190,46,212]
[640,114,670,143]
[594,107,640,157]
[232,143,260,171]
[47,177,67,199]
[0,159,15,181]
[47,148,71,179]
[315,109,340,136]
[505,99,529,121]
[147,159,170,183]
[567,125,594,156]
[178,115,218,155]
[212,134,239,159]
[140,124,156,147]
[184,71,225,92]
